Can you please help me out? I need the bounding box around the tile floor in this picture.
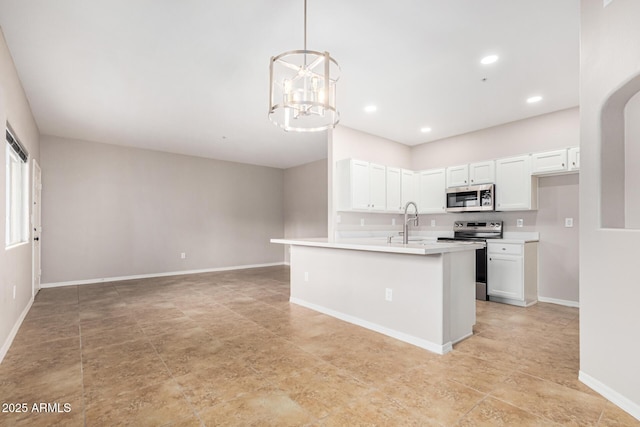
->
[0,265,638,426]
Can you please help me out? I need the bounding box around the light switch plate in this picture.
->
[565,218,574,227]
[516,219,524,227]
[360,218,365,226]
[392,218,396,226]
[430,219,436,227]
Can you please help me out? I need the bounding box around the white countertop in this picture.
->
[270,237,485,255]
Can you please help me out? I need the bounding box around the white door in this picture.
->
[351,160,371,210]
[495,155,533,210]
[369,163,386,211]
[400,169,415,207]
[418,168,446,213]
[469,161,495,184]
[32,159,42,296]
[446,164,469,187]
[386,167,402,212]
[487,255,523,300]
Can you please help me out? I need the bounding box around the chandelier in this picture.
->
[268,0,340,132]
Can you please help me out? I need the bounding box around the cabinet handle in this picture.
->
[502,247,506,251]
[562,163,565,167]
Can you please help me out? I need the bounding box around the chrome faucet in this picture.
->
[403,201,419,244]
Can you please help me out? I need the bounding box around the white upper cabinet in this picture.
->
[495,155,538,211]
[401,169,416,207]
[469,160,495,184]
[446,164,469,188]
[417,168,446,214]
[336,159,386,211]
[568,147,580,171]
[369,163,387,211]
[531,149,568,175]
[386,167,402,213]
[447,161,495,187]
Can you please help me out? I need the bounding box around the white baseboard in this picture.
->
[40,262,286,288]
[0,296,34,364]
[289,297,452,355]
[579,370,640,421]
[538,296,580,308]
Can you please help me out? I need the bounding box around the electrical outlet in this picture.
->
[565,218,574,227]
[430,219,436,227]
[391,218,396,226]
[604,0,613,7]
[304,272,309,282]
[181,252,186,259]
[360,218,365,226]
[516,219,524,228]
[385,288,393,302]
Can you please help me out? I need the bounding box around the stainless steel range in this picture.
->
[438,221,503,301]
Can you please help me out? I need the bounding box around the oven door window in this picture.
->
[447,190,479,208]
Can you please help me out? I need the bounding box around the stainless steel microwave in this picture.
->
[446,184,495,212]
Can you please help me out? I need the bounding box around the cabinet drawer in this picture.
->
[488,243,522,255]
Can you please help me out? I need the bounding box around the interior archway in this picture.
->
[600,72,640,229]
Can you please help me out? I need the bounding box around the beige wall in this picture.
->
[411,108,579,170]
[580,0,640,419]
[283,159,328,263]
[0,28,40,360]
[331,109,580,304]
[625,91,640,229]
[40,135,284,284]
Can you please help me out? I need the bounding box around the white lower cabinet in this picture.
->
[487,241,538,307]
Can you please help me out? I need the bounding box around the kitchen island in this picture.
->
[270,238,483,354]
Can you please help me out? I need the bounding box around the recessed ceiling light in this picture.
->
[420,127,432,133]
[526,95,543,103]
[364,105,377,113]
[480,55,499,65]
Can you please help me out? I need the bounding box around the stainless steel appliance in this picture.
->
[446,184,495,213]
[438,220,503,300]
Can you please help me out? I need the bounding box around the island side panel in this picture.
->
[443,250,476,345]
[289,245,448,353]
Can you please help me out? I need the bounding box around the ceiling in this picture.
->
[0,0,579,169]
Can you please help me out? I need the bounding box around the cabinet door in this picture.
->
[369,163,386,211]
[568,147,580,171]
[446,164,469,187]
[469,161,495,184]
[418,168,446,213]
[351,160,371,210]
[401,169,416,207]
[386,167,402,212]
[531,149,568,175]
[487,254,524,300]
[495,155,536,211]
